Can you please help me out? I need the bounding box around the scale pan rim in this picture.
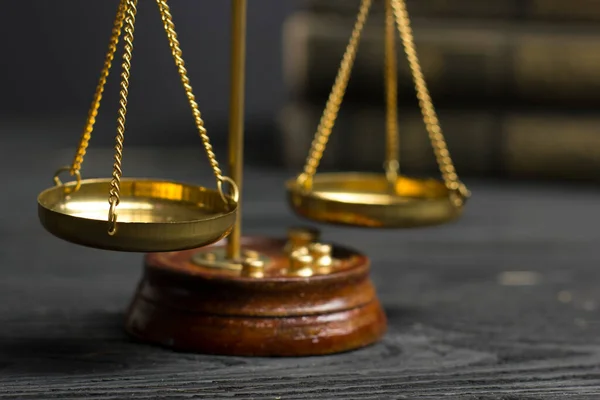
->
[285,172,463,228]
[37,177,237,252]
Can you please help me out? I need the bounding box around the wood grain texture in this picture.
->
[126,237,386,356]
[2,137,600,398]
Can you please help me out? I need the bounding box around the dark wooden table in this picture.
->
[2,134,600,399]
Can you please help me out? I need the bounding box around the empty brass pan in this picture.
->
[286,172,464,228]
[38,178,237,252]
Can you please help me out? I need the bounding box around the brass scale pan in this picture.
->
[38,0,467,254]
[37,0,238,253]
[38,178,237,252]
[286,173,464,229]
[287,0,469,229]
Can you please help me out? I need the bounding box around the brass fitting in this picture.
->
[284,226,321,255]
[308,243,333,272]
[288,248,314,277]
[241,258,265,278]
[242,249,260,260]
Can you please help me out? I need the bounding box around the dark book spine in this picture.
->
[523,0,600,22]
[278,102,600,182]
[301,0,600,23]
[282,12,600,108]
[301,0,522,19]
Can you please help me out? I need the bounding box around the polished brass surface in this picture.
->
[384,0,399,185]
[289,248,315,277]
[308,243,334,273]
[241,259,265,278]
[291,0,470,227]
[282,229,338,275]
[284,226,321,255]
[287,172,463,228]
[285,243,340,277]
[38,179,237,252]
[226,0,247,260]
[191,247,270,272]
[242,249,260,260]
[191,236,346,278]
[40,0,239,249]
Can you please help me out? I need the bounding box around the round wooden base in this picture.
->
[124,236,387,356]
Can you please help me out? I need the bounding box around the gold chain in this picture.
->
[298,0,372,188]
[384,0,399,184]
[391,0,469,205]
[70,0,127,177]
[155,0,223,183]
[53,0,235,235]
[108,0,138,235]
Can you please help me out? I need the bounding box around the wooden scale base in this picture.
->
[125,234,387,356]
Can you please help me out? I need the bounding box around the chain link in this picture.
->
[54,0,235,234]
[61,0,126,180]
[384,0,399,184]
[298,0,372,187]
[391,0,469,204]
[155,0,224,183]
[108,0,138,235]
[70,0,127,177]
[297,0,468,205]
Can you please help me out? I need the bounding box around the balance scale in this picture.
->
[37,0,469,356]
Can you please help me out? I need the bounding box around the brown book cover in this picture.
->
[279,101,600,182]
[282,12,600,107]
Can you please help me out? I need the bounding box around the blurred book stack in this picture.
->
[279,0,600,181]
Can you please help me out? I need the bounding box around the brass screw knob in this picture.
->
[243,249,260,260]
[241,259,265,278]
[308,242,333,271]
[285,226,321,254]
[202,252,217,262]
[289,248,314,277]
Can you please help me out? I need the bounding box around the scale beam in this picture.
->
[226,0,247,260]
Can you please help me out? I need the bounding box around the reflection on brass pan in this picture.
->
[38,178,237,252]
[286,172,463,228]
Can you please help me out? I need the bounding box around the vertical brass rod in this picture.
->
[226,0,247,260]
[384,0,399,186]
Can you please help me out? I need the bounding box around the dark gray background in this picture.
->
[3,2,600,397]
[1,0,299,146]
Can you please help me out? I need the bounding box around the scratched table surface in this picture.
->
[2,130,600,399]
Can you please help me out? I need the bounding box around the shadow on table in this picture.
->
[383,303,423,327]
[0,311,155,375]
[0,302,428,377]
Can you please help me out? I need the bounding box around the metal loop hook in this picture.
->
[217,176,240,206]
[458,183,471,199]
[449,182,471,208]
[53,166,82,194]
[108,198,119,236]
[296,173,313,192]
[384,160,399,183]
